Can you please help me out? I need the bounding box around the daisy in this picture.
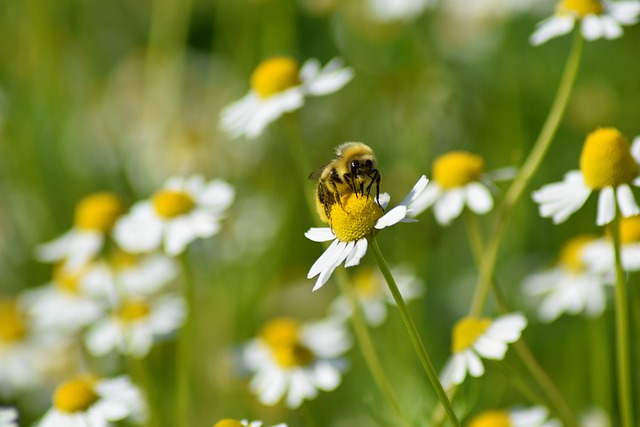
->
[220,56,354,139]
[37,375,144,427]
[329,264,425,327]
[213,419,287,427]
[242,317,351,409]
[524,235,612,322]
[0,407,18,427]
[367,0,435,22]
[582,214,640,273]
[306,175,428,291]
[532,128,640,226]
[85,294,186,358]
[410,151,496,226]
[440,313,527,387]
[36,192,124,269]
[467,405,561,427]
[530,0,640,45]
[114,175,234,256]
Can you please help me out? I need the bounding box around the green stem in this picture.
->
[370,235,460,427]
[469,30,584,317]
[176,251,195,426]
[611,214,634,427]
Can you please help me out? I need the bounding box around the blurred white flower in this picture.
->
[220,57,353,139]
[306,176,428,291]
[242,317,351,409]
[367,0,435,22]
[467,405,561,427]
[524,235,612,322]
[530,0,640,45]
[0,407,18,427]
[114,175,234,256]
[37,375,144,427]
[533,130,640,226]
[583,214,640,274]
[441,313,527,387]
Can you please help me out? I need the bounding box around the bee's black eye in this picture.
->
[350,161,359,174]
[364,159,373,169]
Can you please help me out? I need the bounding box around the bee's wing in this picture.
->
[308,162,330,180]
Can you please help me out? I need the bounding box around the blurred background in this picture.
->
[1,0,640,425]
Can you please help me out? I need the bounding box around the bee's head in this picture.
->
[349,158,375,175]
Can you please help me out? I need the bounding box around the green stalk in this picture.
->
[370,235,460,427]
[611,214,634,427]
[468,30,584,317]
[176,251,195,426]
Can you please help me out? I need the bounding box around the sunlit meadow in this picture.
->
[1,0,640,426]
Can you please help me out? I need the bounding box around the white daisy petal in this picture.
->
[464,350,485,378]
[434,188,465,225]
[581,14,604,40]
[616,184,640,218]
[305,227,336,242]
[530,15,575,46]
[473,337,508,360]
[597,186,617,226]
[465,182,493,215]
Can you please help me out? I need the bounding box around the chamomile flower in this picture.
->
[85,294,185,358]
[329,265,425,326]
[37,375,144,427]
[306,176,428,291]
[532,128,640,226]
[530,0,640,45]
[467,405,561,427]
[0,407,18,427]
[36,192,125,269]
[220,56,354,139]
[367,0,435,22]
[582,213,640,274]
[114,175,234,256]
[242,317,351,409]
[410,151,495,226]
[440,313,527,387]
[213,419,287,427]
[524,235,611,322]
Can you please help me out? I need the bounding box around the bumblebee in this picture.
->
[308,142,381,225]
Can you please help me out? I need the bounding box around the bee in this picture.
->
[308,142,382,225]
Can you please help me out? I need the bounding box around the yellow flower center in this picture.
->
[0,299,28,343]
[213,420,244,427]
[559,235,596,272]
[580,128,638,190]
[452,317,492,353]
[259,318,315,368]
[619,216,640,244]
[467,410,512,427]
[353,268,381,298]
[250,56,301,98]
[117,300,151,322]
[53,377,100,413]
[53,264,83,294]
[110,249,140,270]
[152,190,195,218]
[330,194,384,242]
[74,192,124,232]
[557,0,604,17]
[432,151,485,189]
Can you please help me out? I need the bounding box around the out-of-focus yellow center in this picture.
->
[557,0,604,17]
[353,268,381,299]
[580,128,638,190]
[250,56,301,98]
[110,249,140,270]
[452,317,492,353]
[330,194,384,242]
[260,318,314,367]
[467,410,511,427]
[74,192,124,232]
[152,190,195,218]
[432,151,485,189]
[53,377,99,413]
[117,300,151,322]
[619,216,640,244]
[0,299,28,342]
[213,420,244,427]
[559,235,596,272]
[53,264,83,294]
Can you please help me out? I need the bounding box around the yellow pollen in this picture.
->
[452,317,492,353]
[353,268,381,298]
[557,0,604,17]
[619,216,640,244]
[580,128,638,190]
[558,235,596,272]
[53,377,100,413]
[74,192,124,232]
[259,318,314,367]
[330,194,384,242]
[213,420,244,427]
[432,151,485,189]
[117,300,151,322]
[152,190,195,218]
[250,56,301,98]
[467,410,512,427]
[0,299,28,342]
[272,342,315,367]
